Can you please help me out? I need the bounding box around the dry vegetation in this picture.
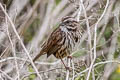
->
[0,0,120,80]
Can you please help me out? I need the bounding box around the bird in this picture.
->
[32,16,83,69]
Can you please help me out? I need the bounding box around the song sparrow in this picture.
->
[33,16,83,68]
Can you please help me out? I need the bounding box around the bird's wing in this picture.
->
[33,28,63,62]
[45,28,63,58]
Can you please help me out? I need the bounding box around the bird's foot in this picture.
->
[67,56,72,60]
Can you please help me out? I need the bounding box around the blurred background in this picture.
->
[0,0,120,80]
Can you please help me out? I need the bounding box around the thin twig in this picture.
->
[6,19,20,80]
[66,58,70,80]
[0,3,42,80]
[0,70,14,80]
[86,0,110,80]
[80,0,94,79]
[75,60,120,78]
[71,59,75,80]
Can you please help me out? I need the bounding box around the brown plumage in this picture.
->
[33,16,83,62]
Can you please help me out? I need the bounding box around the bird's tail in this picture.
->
[33,50,45,62]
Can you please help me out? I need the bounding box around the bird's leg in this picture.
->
[58,53,70,70]
[67,56,72,60]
